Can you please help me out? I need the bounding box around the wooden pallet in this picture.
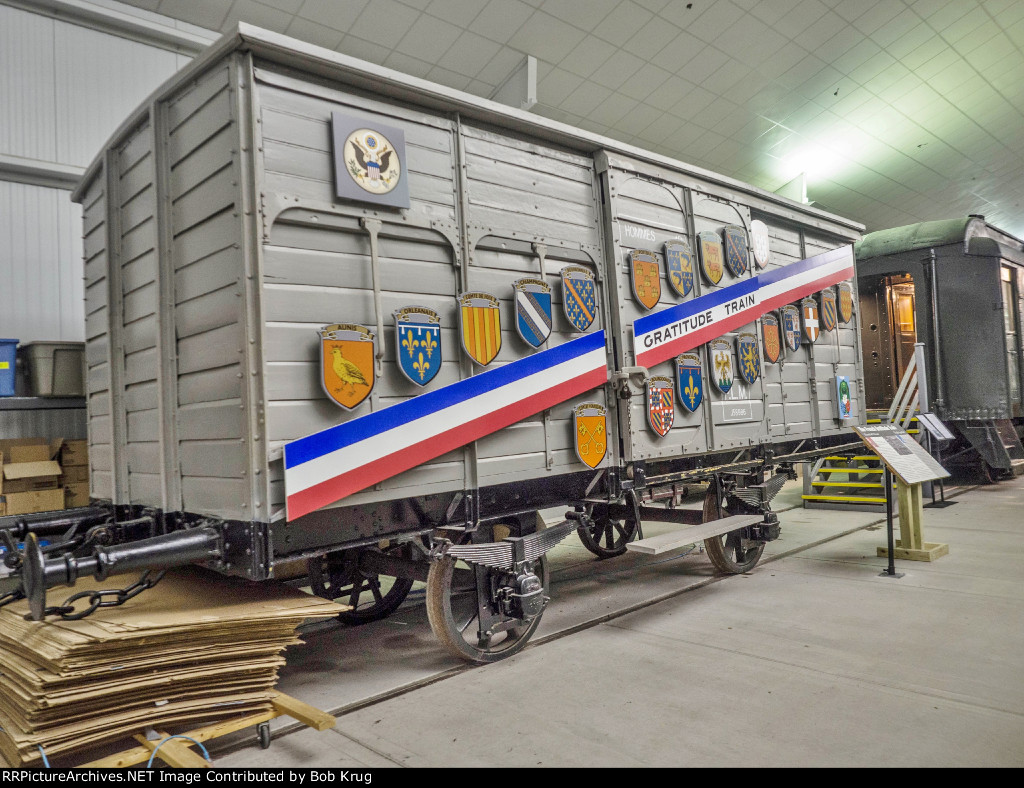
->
[76,692,334,768]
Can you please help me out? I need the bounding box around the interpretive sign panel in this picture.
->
[852,423,950,485]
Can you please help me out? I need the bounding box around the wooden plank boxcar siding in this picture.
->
[81,177,112,502]
[71,26,864,542]
[598,154,860,465]
[165,63,250,519]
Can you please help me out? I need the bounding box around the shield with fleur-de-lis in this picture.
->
[630,249,661,310]
[723,224,749,278]
[675,352,703,413]
[664,239,694,298]
[646,376,675,437]
[561,266,598,332]
[736,332,760,385]
[394,307,441,387]
[710,338,733,394]
[573,402,607,469]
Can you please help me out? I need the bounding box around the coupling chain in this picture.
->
[47,570,167,621]
[0,588,25,609]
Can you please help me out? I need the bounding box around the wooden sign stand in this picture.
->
[877,475,949,562]
[852,423,950,564]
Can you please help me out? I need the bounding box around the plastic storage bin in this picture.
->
[21,341,85,397]
[0,339,17,396]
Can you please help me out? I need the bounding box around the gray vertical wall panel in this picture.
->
[0,5,57,162]
[0,181,84,342]
[53,22,181,168]
[1,2,192,369]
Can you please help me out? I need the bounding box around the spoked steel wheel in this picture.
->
[576,499,639,558]
[702,486,764,574]
[307,543,415,625]
[426,549,549,664]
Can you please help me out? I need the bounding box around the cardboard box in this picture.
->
[59,440,88,467]
[1,460,62,495]
[64,483,90,509]
[9,444,52,463]
[61,465,89,485]
[1,489,64,516]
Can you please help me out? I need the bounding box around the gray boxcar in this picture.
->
[4,25,866,662]
[856,216,1024,480]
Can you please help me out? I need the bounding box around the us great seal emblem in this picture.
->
[344,128,401,195]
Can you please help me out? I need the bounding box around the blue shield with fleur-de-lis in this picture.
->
[664,239,694,298]
[561,265,598,332]
[394,306,441,386]
[675,352,703,413]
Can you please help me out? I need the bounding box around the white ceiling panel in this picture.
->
[111,0,1024,236]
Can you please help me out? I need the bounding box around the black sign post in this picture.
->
[880,467,903,579]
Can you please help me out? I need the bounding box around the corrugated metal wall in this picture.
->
[0,180,84,341]
[0,2,190,343]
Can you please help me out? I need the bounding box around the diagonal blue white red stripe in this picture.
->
[633,246,854,369]
[284,331,609,520]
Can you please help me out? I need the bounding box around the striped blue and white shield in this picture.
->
[514,278,553,348]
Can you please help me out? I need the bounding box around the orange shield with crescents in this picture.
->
[321,333,374,410]
[573,404,607,469]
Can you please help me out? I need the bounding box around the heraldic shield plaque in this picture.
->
[320,323,375,410]
[838,282,854,324]
[750,219,771,269]
[513,278,552,348]
[782,305,801,352]
[736,332,760,385]
[331,112,410,209]
[561,265,598,332]
[723,225,749,278]
[646,376,675,437]
[459,292,502,366]
[630,249,661,310]
[573,402,607,469]
[710,337,733,394]
[698,231,725,286]
[394,306,441,386]
[675,352,703,413]
[820,288,837,332]
[761,313,781,363]
[664,239,694,298]
[801,296,820,343]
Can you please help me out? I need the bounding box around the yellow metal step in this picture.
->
[820,467,883,474]
[802,494,887,504]
[825,456,881,462]
[812,481,883,488]
[867,416,918,423]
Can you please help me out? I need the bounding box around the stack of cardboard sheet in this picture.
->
[0,566,343,765]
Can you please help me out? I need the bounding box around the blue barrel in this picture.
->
[0,339,17,396]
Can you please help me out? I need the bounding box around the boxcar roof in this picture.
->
[71,24,862,234]
[856,216,1024,262]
